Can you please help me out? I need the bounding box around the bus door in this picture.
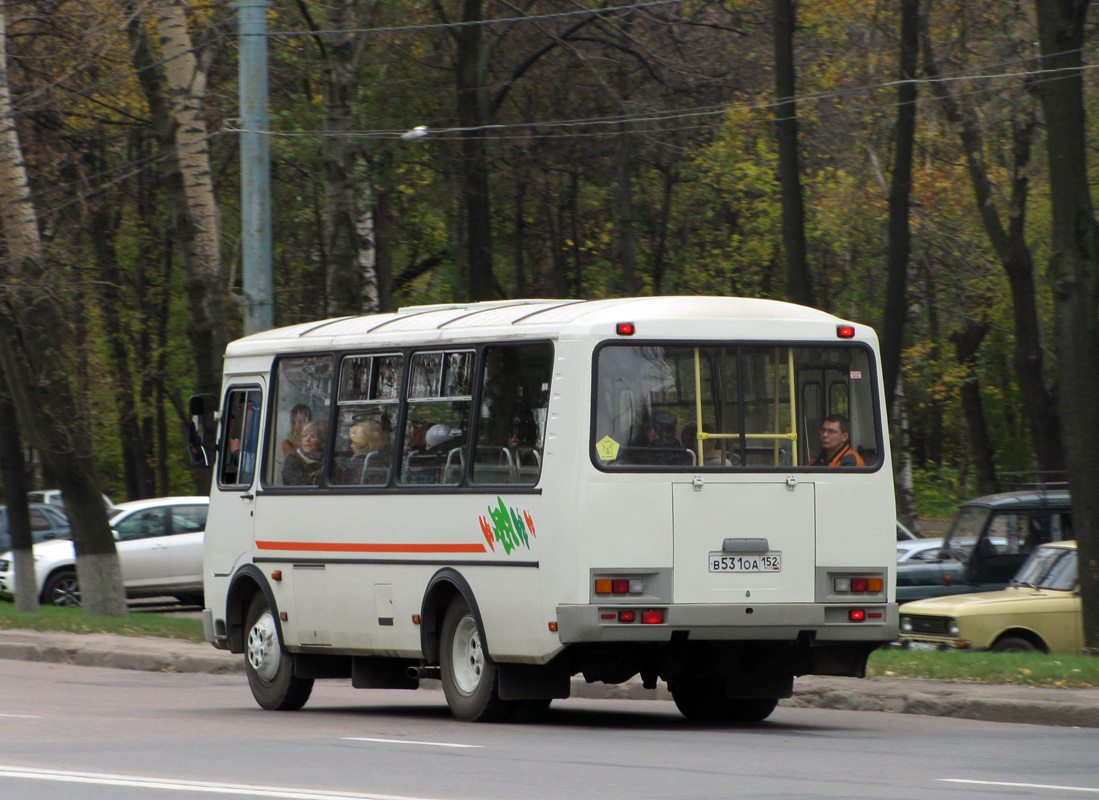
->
[672,480,816,604]
[673,345,818,604]
[207,382,264,579]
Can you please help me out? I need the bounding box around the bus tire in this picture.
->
[440,596,513,722]
[42,569,81,607]
[244,593,313,711]
[671,675,778,723]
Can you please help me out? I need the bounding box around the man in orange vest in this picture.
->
[810,414,865,467]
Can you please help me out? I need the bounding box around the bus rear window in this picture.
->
[592,344,881,470]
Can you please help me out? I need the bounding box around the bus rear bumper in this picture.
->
[555,602,899,644]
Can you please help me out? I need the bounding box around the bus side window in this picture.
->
[472,343,553,486]
[265,356,335,488]
[219,389,261,488]
[401,351,474,486]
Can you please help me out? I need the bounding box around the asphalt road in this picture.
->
[1,659,1098,800]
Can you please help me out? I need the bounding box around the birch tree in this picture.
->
[0,2,125,617]
[155,0,231,398]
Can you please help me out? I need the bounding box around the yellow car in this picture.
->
[898,541,1081,654]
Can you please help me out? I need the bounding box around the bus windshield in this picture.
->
[592,343,881,470]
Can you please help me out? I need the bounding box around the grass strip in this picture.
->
[0,599,205,642]
[869,647,1099,688]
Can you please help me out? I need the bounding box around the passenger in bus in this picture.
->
[282,419,327,486]
[809,414,865,467]
[682,422,736,466]
[278,403,313,473]
[624,410,693,466]
[342,418,392,484]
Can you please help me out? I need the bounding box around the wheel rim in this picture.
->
[50,576,81,608]
[246,609,281,683]
[450,614,484,695]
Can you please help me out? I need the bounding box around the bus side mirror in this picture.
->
[187,394,217,468]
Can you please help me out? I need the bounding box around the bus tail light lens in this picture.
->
[641,609,664,624]
[849,609,867,622]
[618,610,637,623]
[833,574,885,594]
[594,576,646,595]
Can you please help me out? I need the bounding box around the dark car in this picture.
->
[895,489,1073,602]
[0,504,72,552]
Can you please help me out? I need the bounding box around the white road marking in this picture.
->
[0,713,39,718]
[342,737,482,749]
[941,778,1099,794]
[0,765,448,800]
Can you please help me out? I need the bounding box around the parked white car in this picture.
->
[897,538,945,563]
[0,496,208,608]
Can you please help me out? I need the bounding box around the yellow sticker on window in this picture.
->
[596,435,620,460]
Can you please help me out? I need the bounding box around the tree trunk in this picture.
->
[304,0,375,316]
[952,322,999,496]
[0,383,36,611]
[1033,0,1099,653]
[153,1,231,398]
[456,0,496,301]
[615,121,638,296]
[0,1,124,617]
[921,10,1063,475]
[772,0,815,307]
[880,0,919,413]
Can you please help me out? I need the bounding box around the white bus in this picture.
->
[190,296,898,723]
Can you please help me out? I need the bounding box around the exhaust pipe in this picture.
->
[407,665,441,680]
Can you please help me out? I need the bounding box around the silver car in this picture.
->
[0,496,208,608]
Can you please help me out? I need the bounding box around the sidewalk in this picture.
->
[3,628,1098,727]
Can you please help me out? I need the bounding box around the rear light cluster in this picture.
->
[599,608,665,624]
[833,576,884,594]
[594,576,663,624]
[594,578,645,595]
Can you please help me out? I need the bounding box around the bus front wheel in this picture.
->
[244,593,313,711]
[440,596,513,722]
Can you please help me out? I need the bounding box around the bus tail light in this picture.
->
[833,574,885,594]
[837,324,855,339]
[618,610,637,623]
[849,609,866,622]
[594,577,645,595]
[641,609,665,624]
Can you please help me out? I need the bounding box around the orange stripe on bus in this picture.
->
[255,541,487,554]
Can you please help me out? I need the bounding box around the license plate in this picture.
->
[708,553,782,573]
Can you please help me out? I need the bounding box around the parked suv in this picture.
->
[0,504,72,552]
[895,489,1073,602]
[0,496,208,607]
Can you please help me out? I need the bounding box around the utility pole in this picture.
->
[239,0,274,334]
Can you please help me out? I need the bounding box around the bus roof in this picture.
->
[224,296,873,357]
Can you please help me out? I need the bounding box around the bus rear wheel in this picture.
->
[671,674,778,723]
[440,596,513,722]
[244,593,313,711]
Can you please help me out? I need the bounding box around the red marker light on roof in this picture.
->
[837,324,855,339]
[616,322,636,336]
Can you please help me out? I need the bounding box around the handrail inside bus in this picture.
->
[689,345,799,468]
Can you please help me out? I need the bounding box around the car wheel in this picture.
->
[244,593,313,711]
[42,569,80,608]
[991,635,1041,654]
[439,596,513,722]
